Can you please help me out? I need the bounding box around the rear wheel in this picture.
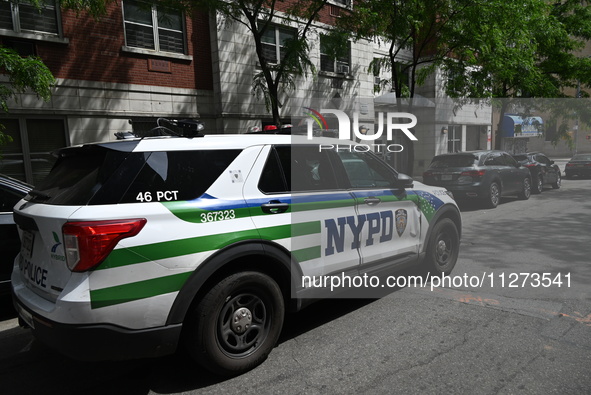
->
[185,271,284,376]
[483,181,500,208]
[518,177,531,200]
[423,218,460,276]
[551,172,561,189]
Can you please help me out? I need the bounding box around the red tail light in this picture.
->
[566,163,574,167]
[63,219,147,272]
[524,164,536,168]
[423,171,433,178]
[460,170,486,177]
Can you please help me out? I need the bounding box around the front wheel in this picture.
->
[532,173,543,194]
[185,272,284,376]
[423,218,460,276]
[551,172,561,189]
[518,177,531,200]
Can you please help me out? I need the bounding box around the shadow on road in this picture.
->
[0,296,389,394]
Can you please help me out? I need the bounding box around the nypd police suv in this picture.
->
[11,127,461,376]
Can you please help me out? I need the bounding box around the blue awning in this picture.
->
[502,115,543,137]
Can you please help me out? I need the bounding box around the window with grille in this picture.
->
[123,0,185,54]
[260,24,296,64]
[320,35,350,74]
[0,0,59,36]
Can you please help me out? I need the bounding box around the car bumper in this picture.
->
[565,168,591,177]
[13,294,181,361]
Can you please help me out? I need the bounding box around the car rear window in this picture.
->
[429,155,478,168]
[512,154,528,162]
[28,144,241,205]
[120,149,241,203]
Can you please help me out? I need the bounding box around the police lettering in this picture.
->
[22,259,48,288]
[325,210,394,256]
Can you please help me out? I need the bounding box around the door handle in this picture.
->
[363,197,381,206]
[261,200,289,214]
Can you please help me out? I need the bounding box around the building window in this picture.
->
[447,125,462,153]
[0,0,60,36]
[331,0,351,8]
[123,0,186,54]
[0,118,67,184]
[260,24,296,64]
[320,35,350,74]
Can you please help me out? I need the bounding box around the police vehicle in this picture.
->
[11,120,461,376]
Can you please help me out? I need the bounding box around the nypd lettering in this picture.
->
[325,209,408,256]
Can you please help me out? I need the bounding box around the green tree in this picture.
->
[442,0,591,148]
[0,0,113,144]
[174,0,328,126]
[333,0,480,174]
[0,46,55,144]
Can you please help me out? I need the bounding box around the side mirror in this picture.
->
[550,160,555,164]
[396,173,414,189]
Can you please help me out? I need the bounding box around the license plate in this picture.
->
[441,174,453,181]
[21,231,35,260]
[16,303,35,329]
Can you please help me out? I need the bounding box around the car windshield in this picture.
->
[429,155,478,168]
[571,154,591,161]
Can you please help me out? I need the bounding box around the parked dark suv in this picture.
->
[511,152,561,193]
[565,153,591,179]
[423,150,531,208]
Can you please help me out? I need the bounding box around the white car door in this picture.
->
[243,145,360,282]
[334,151,421,277]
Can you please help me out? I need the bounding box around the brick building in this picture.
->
[0,0,214,183]
[0,0,494,183]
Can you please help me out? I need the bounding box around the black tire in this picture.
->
[483,181,500,208]
[532,173,543,194]
[185,271,284,376]
[423,218,460,276]
[518,177,531,200]
[551,172,561,189]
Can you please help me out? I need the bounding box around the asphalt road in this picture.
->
[1,170,590,395]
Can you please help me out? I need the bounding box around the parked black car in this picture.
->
[564,153,591,179]
[511,152,561,193]
[423,150,531,208]
[0,174,32,295]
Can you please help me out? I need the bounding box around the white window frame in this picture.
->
[122,0,187,56]
[320,35,351,75]
[260,23,297,65]
[0,0,66,43]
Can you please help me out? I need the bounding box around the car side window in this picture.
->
[536,155,551,165]
[336,151,395,189]
[0,187,23,213]
[502,154,518,167]
[258,147,288,194]
[264,145,339,192]
[484,154,502,166]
